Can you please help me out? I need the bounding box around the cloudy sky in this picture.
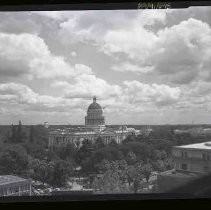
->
[0,7,211,125]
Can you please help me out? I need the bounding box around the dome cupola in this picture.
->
[87,96,102,112]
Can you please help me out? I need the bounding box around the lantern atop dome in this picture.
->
[93,96,97,103]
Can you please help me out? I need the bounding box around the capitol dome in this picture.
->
[85,96,105,132]
[87,96,103,113]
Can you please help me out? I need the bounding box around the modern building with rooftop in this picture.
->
[0,175,32,196]
[157,141,211,192]
[48,97,140,148]
[173,141,211,173]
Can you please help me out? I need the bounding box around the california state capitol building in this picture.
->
[48,96,142,148]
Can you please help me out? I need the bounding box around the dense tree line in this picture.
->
[0,144,28,176]
[0,144,74,187]
[1,123,210,192]
[76,136,174,175]
[0,122,74,187]
[3,122,48,146]
[0,129,174,190]
[92,160,154,193]
[7,121,27,143]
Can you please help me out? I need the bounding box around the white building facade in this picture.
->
[48,97,140,148]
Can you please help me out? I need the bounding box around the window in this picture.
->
[56,137,59,143]
[14,187,19,194]
[181,163,188,170]
[181,151,188,158]
[7,188,12,195]
[202,153,210,161]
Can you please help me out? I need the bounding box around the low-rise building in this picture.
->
[0,175,32,196]
[49,125,139,148]
[173,142,211,173]
[48,97,140,148]
[157,141,211,192]
[174,127,211,137]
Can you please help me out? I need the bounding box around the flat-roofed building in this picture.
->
[48,126,139,148]
[157,141,211,192]
[0,175,32,196]
[173,142,211,174]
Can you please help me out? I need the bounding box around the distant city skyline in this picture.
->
[0,8,211,125]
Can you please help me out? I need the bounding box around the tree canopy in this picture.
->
[0,145,29,175]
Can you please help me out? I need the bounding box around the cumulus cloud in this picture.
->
[27,10,211,85]
[0,12,41,34]
[101,17,211,84]
[31,11,86,21]
[52,74,122,100]
[35,10,211,85]
[59,18,96,44]
[52,78,182,112]
[136,10,168,26]
[57,10,168,45]
[165,80,211,112]
[187,81,211,97]
[0,9,211,124]
[0,83,84,112]
[58,10,136,44]
[153,18,211,80]
[111,62,154,74]
[0,83,38,104]
[0,32,93,80]
[123,81,181,106]
[102,24,157,62]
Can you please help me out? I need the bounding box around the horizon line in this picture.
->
[1,123,211,126]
